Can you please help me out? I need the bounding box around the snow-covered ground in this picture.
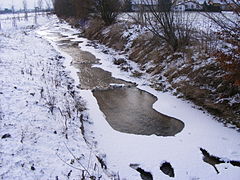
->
[1,14,240,180]
[0,15,111,179]
[37,17,240,180]
[119,11,238,33]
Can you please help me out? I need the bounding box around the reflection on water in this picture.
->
[93,87,184,136]
[60,45,134,90]
[43,29,184,136]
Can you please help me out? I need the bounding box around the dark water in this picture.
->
[93,87,184,136]
[44,29,184,136]
[60,45,133,90]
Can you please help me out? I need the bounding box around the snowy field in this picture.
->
[1,14,240,180]
[119,11,238,33]
[0,15,111,179]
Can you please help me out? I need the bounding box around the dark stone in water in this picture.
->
[93,87,184,136]
[160,162,175,177]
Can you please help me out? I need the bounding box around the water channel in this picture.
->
[44,28,184,136]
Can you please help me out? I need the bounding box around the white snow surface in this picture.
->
[0,15,111,180]
[37,19,240,180]
[78,40,240,180]
[1,14,240,180]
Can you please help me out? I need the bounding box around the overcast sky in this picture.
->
[0,0,52,10]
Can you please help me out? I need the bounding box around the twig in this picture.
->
[56,153,84,171]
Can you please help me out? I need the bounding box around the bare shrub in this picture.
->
[72,0,95,19]
[123,0,133,12]
[23,0,28,21]
[205,0,240,86]
[142,0,193,51]
[214,31,240,86]
[96,0,122,26]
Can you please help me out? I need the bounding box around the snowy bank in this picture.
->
[0,15,112,179]
[37,18,240,180]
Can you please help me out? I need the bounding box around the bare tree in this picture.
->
[72,0,95,19]
[38,0,43,14]
[135,0,146,26]
[96,0,122,25]
[123,0,133,12]
[142,0,193,51]
[53,0,75,17]
[23,0,28,21]
[44,0,53,12]
[11,5,17,28]
[34,1,38,24]
[204,0,240,34]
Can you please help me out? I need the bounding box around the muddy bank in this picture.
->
[78,18,240,128]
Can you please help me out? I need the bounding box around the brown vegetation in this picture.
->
[53,0,240,126]
[213,28,240,86]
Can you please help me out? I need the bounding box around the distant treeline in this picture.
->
[53,0,133,18]
[53,0,132,25]
[53,0,95,18]
[0,8,53,14]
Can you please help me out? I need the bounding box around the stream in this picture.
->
[36,22,240,179]
[41,26,184,136]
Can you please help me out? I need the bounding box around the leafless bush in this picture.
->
[96,0,122,26]
[72,0,95,19]
[44,88,56,114]
[123,0,133,12]
[58,142,105,180]
[45,0,53,11]
[23,0,28,21]
[204,0,239,34]
[204,0,240,86]
[11,5,17,28]
[34,9,38,25]
[142,0,193,51]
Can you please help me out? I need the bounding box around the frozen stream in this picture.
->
[38,19,240,180]
[41,28,184,136]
